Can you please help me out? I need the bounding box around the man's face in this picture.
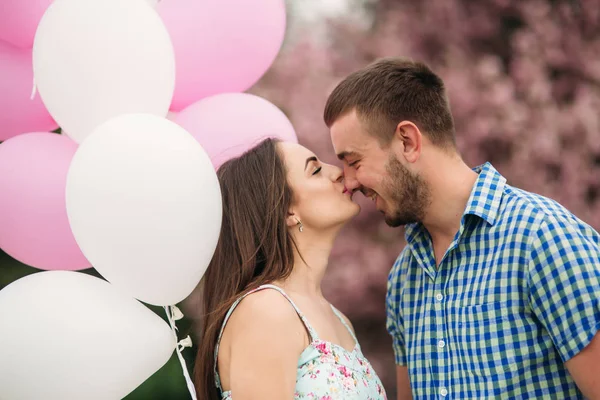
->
[329,110,430,226]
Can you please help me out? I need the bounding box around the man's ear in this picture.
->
[392,120,422,164]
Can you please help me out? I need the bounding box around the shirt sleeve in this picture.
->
[528,216,600,362]
[386,255,408,366]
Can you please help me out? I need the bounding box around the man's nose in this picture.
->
[343,166,360,191]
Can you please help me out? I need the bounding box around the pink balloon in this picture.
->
[0,133,90,270]
[157,0,286,111]
[0,0,53,48]
[174,93,297,169]
[0,40,57,142]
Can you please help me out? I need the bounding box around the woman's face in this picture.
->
[278,142,360,232]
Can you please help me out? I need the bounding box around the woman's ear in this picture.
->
[286,211,298,228]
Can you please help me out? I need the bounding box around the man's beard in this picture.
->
[381,155,431,227]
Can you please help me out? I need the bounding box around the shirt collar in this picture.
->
[404,162,506,242]
[463,162,506,226]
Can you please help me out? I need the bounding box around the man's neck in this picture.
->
[422,158,478,245]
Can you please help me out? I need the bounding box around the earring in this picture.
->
[296,218,303,232]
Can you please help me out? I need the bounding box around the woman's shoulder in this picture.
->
[232,288,296,322]
[225,287,307,348]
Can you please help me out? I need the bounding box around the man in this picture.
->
[324,57,600,399]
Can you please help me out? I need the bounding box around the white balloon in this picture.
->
[0,271,175,400]
[32,0,175,143]
[66,113,222,306]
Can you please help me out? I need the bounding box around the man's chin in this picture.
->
[383,212,417,228]
[384,216,405,228]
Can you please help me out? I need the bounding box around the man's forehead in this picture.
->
[330,113,366,156]
[331,129,368,161]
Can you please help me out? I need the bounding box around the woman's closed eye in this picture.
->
[312,166,322,175]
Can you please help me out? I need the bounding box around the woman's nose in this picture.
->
[332,165,343,182]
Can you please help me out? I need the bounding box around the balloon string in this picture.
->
[164,305,197,400]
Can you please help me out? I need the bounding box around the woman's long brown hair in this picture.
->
[194,138,297,400]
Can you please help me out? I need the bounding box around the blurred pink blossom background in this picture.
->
[189,0,600,395]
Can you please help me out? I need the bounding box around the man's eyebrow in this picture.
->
[337,151,360,161]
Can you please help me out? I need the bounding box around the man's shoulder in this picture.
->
[502,184,599,245]
[503,185,578,224]
[503,185,561,216]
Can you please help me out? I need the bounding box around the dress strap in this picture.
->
[214,284,319,393]
[330,304,358,345]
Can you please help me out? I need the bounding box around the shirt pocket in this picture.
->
[451,301,520,378]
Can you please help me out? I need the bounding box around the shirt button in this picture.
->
[440,387,448,396]
[436,293,444,301]
[437,340,446,348]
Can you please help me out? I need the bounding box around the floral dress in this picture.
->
[214,284,387,399]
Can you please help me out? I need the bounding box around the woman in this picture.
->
[194,138,387,399]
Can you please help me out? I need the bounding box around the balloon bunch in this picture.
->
[0,0,294,399]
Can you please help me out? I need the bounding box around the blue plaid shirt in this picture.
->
[386,162,600,399]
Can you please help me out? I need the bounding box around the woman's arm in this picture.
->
[225,290,306,399]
